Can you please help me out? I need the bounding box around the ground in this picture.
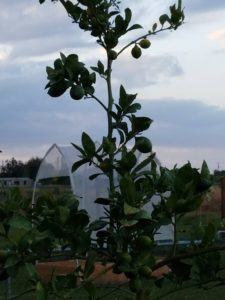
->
[36,260,170,283]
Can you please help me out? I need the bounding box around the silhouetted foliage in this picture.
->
[0,157,41,179]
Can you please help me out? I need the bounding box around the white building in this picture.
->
[0,177,33,187]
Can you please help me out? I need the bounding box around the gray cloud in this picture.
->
[113,54,184,88]
[185,0,225,14]
[142,99,225,148]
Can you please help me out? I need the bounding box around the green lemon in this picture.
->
[139,265,152,278]
[135,137,152,153]
[139,39,151,49]
[108,50,118,60]
[70,85,84,100]
[129,278,143,293]
[131,45,142,59]
[137,235,153,250]
[117,252,132,265]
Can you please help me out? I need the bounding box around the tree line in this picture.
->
[0,157,41,180]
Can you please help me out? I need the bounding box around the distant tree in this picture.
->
[24,157,42,179]
[213,170,225,183]
[0,158,25,178]
[0,157,41,179]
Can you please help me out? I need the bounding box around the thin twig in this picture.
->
[117,25,174,56]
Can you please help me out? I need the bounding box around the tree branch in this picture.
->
[152,244,225,272]
[117,25,174,56]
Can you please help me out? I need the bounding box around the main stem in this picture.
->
[106,56,115,221]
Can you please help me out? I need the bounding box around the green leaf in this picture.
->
[102,136,116,154]
[58,206,70,225]
[72,211,89,228]
[134,209,152,220]
[60,52,66,63]
[72,158,89,173]
[118,129,125,144]
[9,215,32,231]
[120,175,136,205]
[132,153,155,174]
[8,227,27,244]
[71,142,86,156]
[120,219,138,227]
[119,85,137,110]
[115,122,128,135]
[90,66,99,73]
[54,58,63,70]
[124,202,140,215]
[126,103,141,114]
[47,80,68,97]
[115,15,128,35]
[119,151,137,171]
[125,8,132,23]
[127,24,143,32]
[84,251,97,278]
[95,198,111,205]
[89,173,103,180]
[36,281,47,300]
[5,255,20,268]
[159,14,170,26]
[89,220,108,231]
[82,132,96,156]
[119,85,127,108]
[131,116,153,133]
[152,23,157,31]
[25,263,37,279]
[64,1,82,22]
[84,281,96,298]
[65,54,84,79]
[97,60,104,74]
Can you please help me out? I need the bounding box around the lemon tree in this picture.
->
[1,1,224,300]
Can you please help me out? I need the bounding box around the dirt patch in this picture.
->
[201,184,221,214]
[36,260,170,284]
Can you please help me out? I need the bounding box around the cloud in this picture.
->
[142,99,225,148]
[113,54,184,88]
[186,0,225,14]
[208,28,225,49]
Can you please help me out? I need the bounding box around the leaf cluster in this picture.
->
[46,52,96,99]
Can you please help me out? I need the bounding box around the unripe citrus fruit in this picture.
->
[139,39,151,49]
[129,278,143,293]
[108,50,118,60]
[135,137,152,153]
[137,235,152,250]
[70,85,84,100]
[139,265,152,278]
[117,252,132,265]
[131,45,142,59]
